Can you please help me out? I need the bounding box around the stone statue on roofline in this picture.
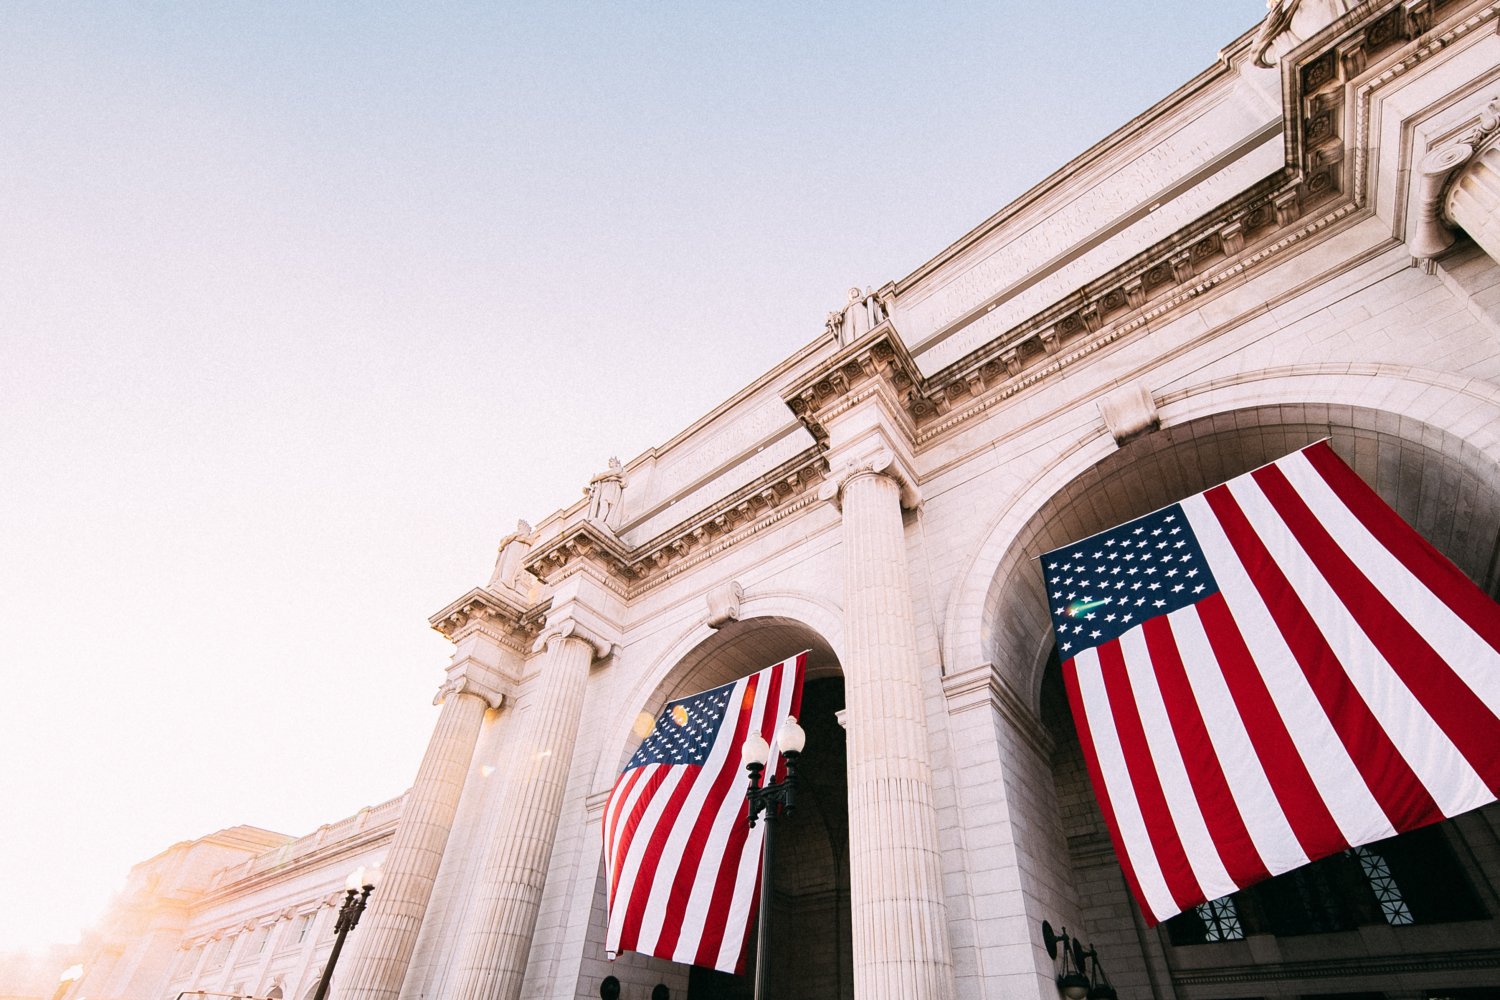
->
[825,285,887,346]
[586,457,627,530]
[487,519,534,593]
[1253,0,1358,68]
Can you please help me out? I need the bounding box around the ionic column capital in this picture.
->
[817,445,923,513]
[530,613,617,659]
[432,672,506,710]
[1411,97,1500,263]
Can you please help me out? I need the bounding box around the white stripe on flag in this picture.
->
[1281,451,1500,708]
[1181,493,1397,847]
[712,671,797,971]
[1073,647,1178,921]
[1226,475,1488,816]
[1116,627,1238,902]
[1167,607,1309,876]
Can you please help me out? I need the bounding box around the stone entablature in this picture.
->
[470,1,1497,601]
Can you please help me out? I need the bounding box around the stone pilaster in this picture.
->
[827,453,956,1000]
[447,618,608,1000]
[1446,142,1500,266]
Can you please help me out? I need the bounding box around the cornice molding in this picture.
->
[427,587,541,650]
[781,328,925,443]
[822,0,1482,457]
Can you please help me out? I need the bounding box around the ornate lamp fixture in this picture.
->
[310,865,381,1000]
[1041,921,1116,1000]
[742,716,807,1000]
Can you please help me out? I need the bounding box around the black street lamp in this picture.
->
[311,866,381,1000]
[741,716,807,1000]
[1041,921,1116,1000]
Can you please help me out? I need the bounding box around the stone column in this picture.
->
[1445,142,1500,265]
[340,676,500,1000]
[829,453,956,1000]
[448,625,600,1000]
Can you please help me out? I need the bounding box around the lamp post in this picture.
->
[310,866,381,1000]
[1040,921,1116,1000]
[742,715,806,1000]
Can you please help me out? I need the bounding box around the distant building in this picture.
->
[64,809,395,1000]
[63,1,1500,998]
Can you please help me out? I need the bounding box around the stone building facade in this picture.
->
[64,2,1500,998]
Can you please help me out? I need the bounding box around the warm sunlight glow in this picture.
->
[631,712,655,739]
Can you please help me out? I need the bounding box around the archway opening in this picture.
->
[586,616,852,1000]
[988,408,1500,998]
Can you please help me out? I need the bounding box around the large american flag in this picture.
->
[604,652,805,973]
[1042,441,1500,925]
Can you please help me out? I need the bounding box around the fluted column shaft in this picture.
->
[1446,143,1500,265]
[839,470,955,1000]
[343,689,491,1000]
[448,633,594,1000]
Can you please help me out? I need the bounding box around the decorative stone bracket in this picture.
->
[705,580,744,629]
[1097,381,1161,446]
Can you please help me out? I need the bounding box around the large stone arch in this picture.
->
[942,364,1500,712]
[578,595,852,1000]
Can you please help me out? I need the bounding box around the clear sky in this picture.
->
[0,0,1266,954]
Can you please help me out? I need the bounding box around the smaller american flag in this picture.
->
[604,652,805,974]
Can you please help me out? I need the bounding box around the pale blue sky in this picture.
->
[1,1,1265,952]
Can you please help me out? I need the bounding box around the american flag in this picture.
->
[604,652,805,973]
[1042,441,1500,925]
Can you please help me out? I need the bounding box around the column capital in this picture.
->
[433,672,507,710]
[817,443,922,512]
[1410,97,1500,261]
[531,607,618,659]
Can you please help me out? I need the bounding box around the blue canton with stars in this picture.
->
[1040,502,1220,660]
[625,678,735,770]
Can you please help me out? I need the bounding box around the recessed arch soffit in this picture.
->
[957,399,1500,715]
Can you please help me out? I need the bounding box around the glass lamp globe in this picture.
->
[776,716,806,755]
[741,733,770,768]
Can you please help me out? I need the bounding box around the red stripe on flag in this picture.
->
[1255,463,1500,798]
[608,766,666,910]
[1096,640,1205,913]
[654,669,779,960]
[1062,659,1154,922]
[1203,483,1441,829]
[1303,441,1500,656]
[1142,616,1270,888]
[1195,593,1346,857]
